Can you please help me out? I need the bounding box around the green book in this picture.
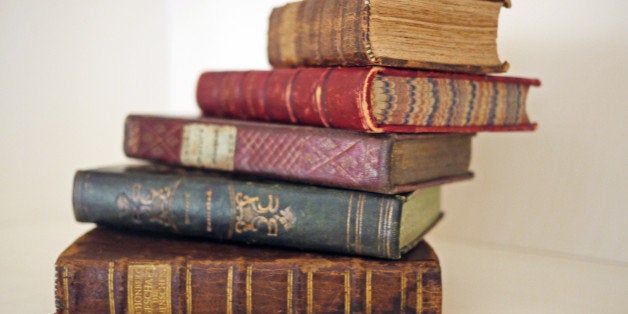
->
[73,164,443,259]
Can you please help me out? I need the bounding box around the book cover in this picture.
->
[73,164,444,259]
[196,67,540,133]
[268,0,511,73]
[124,114,474,194]
[55,227,442,313]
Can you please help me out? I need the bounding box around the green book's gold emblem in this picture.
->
[116,181,181,231]
[234,192,296,236]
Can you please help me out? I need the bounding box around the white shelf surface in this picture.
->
[0,221,625,313]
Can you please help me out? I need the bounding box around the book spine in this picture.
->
[268,0,369,68]
[56,256,441,313]
[196,68,380,132]
[55,260,188,314]
[124,115,394,193]
[72,168,403,259]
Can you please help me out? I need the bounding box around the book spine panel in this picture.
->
[242,71,272,120]
[55,263,110,313]
[197,68,376,132]
[268,3,301,67]
[298,0,322,66]
[322,67,379,131]
[219,71,247,118]
[57,257,439,313]
[72,168,401,258]
[234,125,391,192]
[188,261,440,313]
[124,115,393,192]
[420,264,443,314]
[268,0,369,67]
[56,259,193,314]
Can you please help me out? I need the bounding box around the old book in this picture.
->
[196,67,540,133]
[268,0,511,73]
[73,164,443,259]
[55,227,442,314]
[124,114,474,194]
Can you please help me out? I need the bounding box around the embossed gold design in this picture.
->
[287,270,293,314]
[227,266,234,314]
[127,264,172,314]
[306,272,313,314]
[246,266,253,314]
[116,181,181,231]
[355,194,365,253]
[108,262,116,314]
[234,192,296,236]
[384,200,394,257]
[376,199,385,256]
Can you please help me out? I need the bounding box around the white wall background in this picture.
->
[1,0,626,312]
[166,0,628,263]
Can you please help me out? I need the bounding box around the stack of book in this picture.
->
[55,0,539,313]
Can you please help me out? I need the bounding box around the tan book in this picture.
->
[268,0,511,74]
[55,227,442,313]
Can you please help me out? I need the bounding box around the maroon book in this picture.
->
[196,67,540,133]
[124,114,474,194]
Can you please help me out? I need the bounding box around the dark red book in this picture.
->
[196,67,540,133]
[124,114,474,194]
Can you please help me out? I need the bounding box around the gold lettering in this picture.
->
[128,264,172,314]
[234,192,296,236]
[108,262,116,314]
[227,266,234,314]
[246,266,253,314]
[307,272,313,314]
[287,270,293,314]
[186,266,192,314]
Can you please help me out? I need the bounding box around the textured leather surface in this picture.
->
[73,164,424,259]
[56,227,442,313]
[197,67,540,133]
[124,115,472,194]
[267,0,509,73]
[124,115,388,192]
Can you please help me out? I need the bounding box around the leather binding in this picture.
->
[123,114,474,194]
[72,164,442,260]
[268,0,511,73]
[55,227,442,313]
[196,67,540,133]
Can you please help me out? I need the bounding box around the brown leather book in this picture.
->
[55,227,442,313]
[268,0,511,73]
